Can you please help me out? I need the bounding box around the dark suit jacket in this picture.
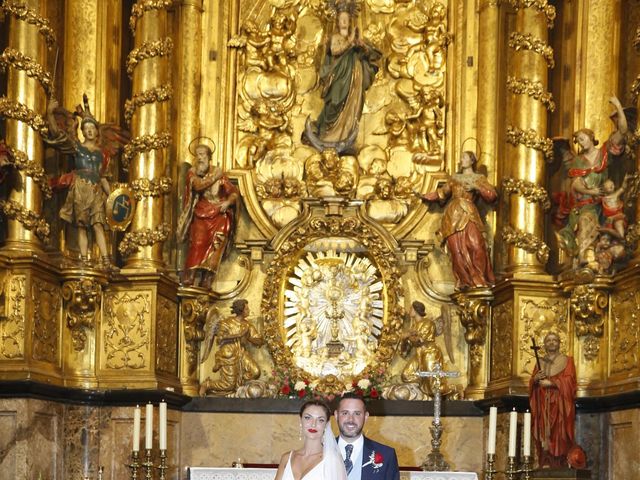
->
[361,436,400,480]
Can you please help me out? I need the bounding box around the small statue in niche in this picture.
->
[302,0,382,154]
[417,150,497,290]
[45,95,130,269]
[176,139,239,289]
[200,299,264,396]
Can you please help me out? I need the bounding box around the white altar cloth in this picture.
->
[187,467,478,480]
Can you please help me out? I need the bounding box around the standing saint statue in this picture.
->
[45,95,129,269]
[528,332,578,469]
[177,140,239,289]
[417,151,497,290]
[302,0,382,154]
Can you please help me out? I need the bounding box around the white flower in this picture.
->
[310,379,319,389]
[294,380,307,391]
[357,379,371,389]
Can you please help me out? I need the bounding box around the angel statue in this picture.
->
[552,96,633,269]
[176,139,239,289]
[46,95,130,269]
[399,301,455,398]
[199,299,264,396]
[302,0,382,154]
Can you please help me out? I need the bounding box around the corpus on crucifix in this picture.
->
[417,362,460,471]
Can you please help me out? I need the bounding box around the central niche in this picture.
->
[284,244,384,378]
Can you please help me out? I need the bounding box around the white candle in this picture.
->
[133,406,141,452]
[145,403,153,450]
[159,401,167,450]
[523,410,531,456]
[508,410,518,457]
[487,406,497,454]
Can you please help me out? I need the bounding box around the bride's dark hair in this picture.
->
[299,399,331,420]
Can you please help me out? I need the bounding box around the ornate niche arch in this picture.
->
[261,200,404,393]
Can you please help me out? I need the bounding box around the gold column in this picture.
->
[122,1,173,269]
[173,0,203,270]
[504,2,555,274]
[0,0,52,253]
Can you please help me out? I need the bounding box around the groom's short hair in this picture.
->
[337,391,367,410]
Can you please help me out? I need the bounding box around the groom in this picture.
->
[336,392,400,480]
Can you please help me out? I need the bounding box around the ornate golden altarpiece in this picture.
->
[1,0,640,477]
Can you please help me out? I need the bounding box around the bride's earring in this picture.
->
[299,424,303,441]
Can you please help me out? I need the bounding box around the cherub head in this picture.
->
[322,148,340,171]
[374,178,394,200]
[602,178,615,194]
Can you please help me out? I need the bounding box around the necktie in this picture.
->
[344,444,353,475]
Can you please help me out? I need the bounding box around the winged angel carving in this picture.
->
[45,95,130,269]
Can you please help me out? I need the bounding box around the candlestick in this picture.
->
[159,401,167,450]
[158,449,168,480]
[143,449,153,480]
[508,409,517,457]
[484,453,496,480]
[523,410,531,456]
[487,406,497,455]
[145,403,153,450]
[128,450,140,480]
[133,406,141,452]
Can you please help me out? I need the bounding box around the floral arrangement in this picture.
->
[272,365,386,401]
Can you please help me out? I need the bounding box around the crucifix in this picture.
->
[417,362,460,471]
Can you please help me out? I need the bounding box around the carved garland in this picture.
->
[507,0,556,28]
[261,217,404,394]
[0,47,52,96]
[0,199,50,241]
[0,97,49,137]
[122,131,172,169]
[130,177,172,200]
[2,145,52,198]
[0,1,56,48]
[124,84,172,126]
[508,32,555,69]
[502,225,549,264]
[506,125,554,161]
[506,76,555,112]
[129,0,173,35]
[501,177,551,210]
[118,223,171,256]
[126,37,173,77]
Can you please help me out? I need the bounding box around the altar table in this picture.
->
[187,467,478,480]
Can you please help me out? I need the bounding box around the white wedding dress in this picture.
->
[282,426,347,480]
[282,452,325,480]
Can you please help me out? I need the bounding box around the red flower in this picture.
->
[298,389,307,398]
[356,389,364,397]
[370,388,379,398]
[281,385,291,395]
[374,452,384,464]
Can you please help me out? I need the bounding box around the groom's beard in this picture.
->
[338,421,363,439]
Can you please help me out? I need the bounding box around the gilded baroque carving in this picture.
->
[506,76,555,112]
[501,225,550,264]
[31,280,60,363]
[122,131,172,168]
[508,32,555,68]
[0,199,50,241]
[129,0,173,34]
[506,125,554,161]
[124,84,173,126]
[501,177,550,210]
[126,37,174,77]
[507,0,556,28]
[452,292,491,368]
[610,290,640,374]
[0,96,49,137]
[156,296,178,375]
[103,292,151,369]
[130,176,172,199]
[261,215,403,393]
[0,1,57,48]
[118,223,171,256]
[631,75,640,103]
[519,297,568,374]
[1,275,25,359]
[1,144,52,198]
[491,301,513,381]
[570,284,608,360]
[61,279,102,352]
[0,47,52,95]
[181,295,209,374]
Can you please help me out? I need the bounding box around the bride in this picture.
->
[275,400,347,480]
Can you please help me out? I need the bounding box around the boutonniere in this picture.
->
[362,451,384,471]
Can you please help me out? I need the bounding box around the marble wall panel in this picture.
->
[575,412,604,480]
[0,410,17,480]
[607,409,639,480]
